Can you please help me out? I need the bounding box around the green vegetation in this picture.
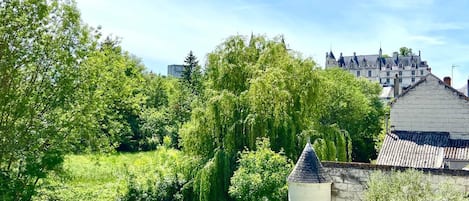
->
[364,169,466,201]
[399,46,413,56]
[229,138,292,201]
[1,0,386,200]
[35,145,200,201]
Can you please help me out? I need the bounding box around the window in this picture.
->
[386,71,390,77]
[386,78,390,83]
[399,78,402,83]
[420,70,424,75]
[368,70,372,77]
[412,77,415,82]
[411,70,415,75]
[357,71,360,77]
[399,71,402,76]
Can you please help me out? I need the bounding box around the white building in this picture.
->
[325,49,431,91]
[377,74,469,169]
[167,64,184,78]
[288,142,331,201]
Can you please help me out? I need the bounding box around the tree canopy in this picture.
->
[229,138,292,201]
[180,34,385,200]
[0,1,386,198]
[0,0,106,198]
[399,46,412,56]
[365,169,467,201]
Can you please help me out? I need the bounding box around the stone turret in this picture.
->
[288,142,332,201]
[325,50,338,68]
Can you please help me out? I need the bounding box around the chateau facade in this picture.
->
[325,49,431,89]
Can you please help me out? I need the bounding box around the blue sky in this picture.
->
[76,0,469,88]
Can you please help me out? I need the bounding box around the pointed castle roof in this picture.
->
[287,142,331,183]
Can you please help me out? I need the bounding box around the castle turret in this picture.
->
[288,142,331,201]
[325,50,338,68]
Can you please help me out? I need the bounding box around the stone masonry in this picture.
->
[322,162,469,201]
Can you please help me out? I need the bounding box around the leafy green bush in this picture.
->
[35,148,201,201]
[229,138,293,201]
[364,169,467,201]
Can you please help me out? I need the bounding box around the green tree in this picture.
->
[315,68,384,162]
[0,0,107,199]
[182,51,197,85]
[180,34,322,201]
[399,47,412,56]
[364,169,467,201]
[139,76,192,149]
[181,51,204,96]
[81,37,147,152]
[229,138,292,201]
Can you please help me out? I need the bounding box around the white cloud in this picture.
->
[408,35,446,45]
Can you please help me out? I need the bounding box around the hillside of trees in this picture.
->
[0,1,385,200]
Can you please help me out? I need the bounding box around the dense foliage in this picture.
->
[229,138,292,201]
[35,146,200,201]
[180,35,384,200]
[1,1,385,199]
[364,169,467,201]
[0,0,102,199]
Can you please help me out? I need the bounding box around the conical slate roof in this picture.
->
[287,142,330,183]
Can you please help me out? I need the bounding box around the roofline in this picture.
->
[389,73,469,106]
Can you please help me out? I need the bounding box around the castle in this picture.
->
[325,49,431,91]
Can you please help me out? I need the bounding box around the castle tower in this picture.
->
[325,50,338,68]
[288,142,332,201]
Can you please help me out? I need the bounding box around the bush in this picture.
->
[364,169,467,201]
[229,138,293,201]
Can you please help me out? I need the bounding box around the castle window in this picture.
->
[399,78,402,83]
[368,70,372,77]
[412,77,415,82]
[386,71,390,77]
[411,70,415,75]
[420,70,424,75]
[386,78,390,83]
[399,71,402,76]
[356,71,360,77]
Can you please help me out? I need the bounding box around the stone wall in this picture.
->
[322,162,469,201]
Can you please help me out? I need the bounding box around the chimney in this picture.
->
[394,74,400,97]
[467,78,469,96]
[443,76,451,86]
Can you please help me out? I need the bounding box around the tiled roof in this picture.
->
[377,131,469,168]
[446,140,469,160]
[288,142,330,183]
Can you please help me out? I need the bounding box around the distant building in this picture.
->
[167,64,184,78]
[325,49,431,91]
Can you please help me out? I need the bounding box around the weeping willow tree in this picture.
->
[180,35,323,201]
[179,34,384,201]
[304,124,352,162]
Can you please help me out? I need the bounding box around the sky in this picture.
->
[76,0,469,88]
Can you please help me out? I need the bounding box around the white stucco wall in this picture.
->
[288,182,331,201]
[391,75,469,139]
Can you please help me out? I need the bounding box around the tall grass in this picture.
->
[34,148,187,201]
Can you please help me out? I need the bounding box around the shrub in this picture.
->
[364,169,467,201]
